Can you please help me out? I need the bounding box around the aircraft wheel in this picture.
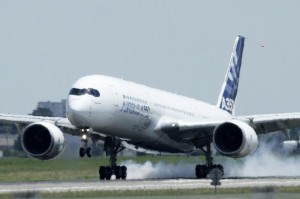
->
[216,164,224,176]
[99,166,106,180]
[86,147,92,157]
[195,165,208,179]
[79,147,85,157]
[195,165,201,178]
[105,166,112,180]
[115,166,121,179]
[121,166,127,180]
[201,165,208,178]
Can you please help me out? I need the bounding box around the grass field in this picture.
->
[1,156,300,198]
[0,155,201,182]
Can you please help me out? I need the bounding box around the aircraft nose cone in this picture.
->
[67,97,90,128]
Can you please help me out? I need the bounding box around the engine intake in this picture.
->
[22,122,65,160]
[213,120,258,158]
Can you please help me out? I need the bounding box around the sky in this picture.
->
[0,1,300,115]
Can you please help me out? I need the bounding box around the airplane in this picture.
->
[1,35,300,180]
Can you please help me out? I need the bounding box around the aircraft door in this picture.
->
[109,85,119,108]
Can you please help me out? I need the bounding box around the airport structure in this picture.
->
[37,99,67,117]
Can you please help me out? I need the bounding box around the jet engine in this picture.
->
[213,120,258,158]
[21,121,66,160]
[280,140,300,153]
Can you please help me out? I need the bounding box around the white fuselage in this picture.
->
[67,75,231,153]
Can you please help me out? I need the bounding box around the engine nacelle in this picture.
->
[280,140,300,153]
[213,120,258,158]
[21,121,66,160]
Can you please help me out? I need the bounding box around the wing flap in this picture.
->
[155,117,226,140]
[239,113,300,134]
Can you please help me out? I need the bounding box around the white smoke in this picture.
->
[122,134,300,179]
[122,150,300,179]
[224,139,300,177]
[122,160,195,179]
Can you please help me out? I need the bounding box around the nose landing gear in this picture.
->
[79,146,92,157]
[79,130,92,157]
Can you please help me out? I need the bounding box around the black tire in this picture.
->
[201,165,208,178]
[105,166,112,180]
[115,166,121,179]
[216,164,224,176]
[195,165,201,179]
[86,147,92,157]
[99,166,106,180]
[121,166,127,180]
[79,147,85,157]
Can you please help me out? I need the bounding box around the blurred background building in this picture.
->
[37,99,67,117]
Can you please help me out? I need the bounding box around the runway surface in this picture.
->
[1,177,300,194]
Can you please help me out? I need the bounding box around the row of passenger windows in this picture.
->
[154,103,194,116]
[123,95,148,104]
[69,88,100,97]
[122,94,193,116]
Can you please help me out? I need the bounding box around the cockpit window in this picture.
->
[69,88,81,96]
[69,88,100,97]
[88,88,100,97]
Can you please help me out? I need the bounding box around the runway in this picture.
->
[1,177,300,194]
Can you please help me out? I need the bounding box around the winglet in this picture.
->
[217,36,245,115]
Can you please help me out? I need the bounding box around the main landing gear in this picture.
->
[195,138,224,179]
[99,137,127,180]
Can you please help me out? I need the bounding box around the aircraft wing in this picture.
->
[237,113,300,134]
[157,118,223,132]
[157,113,300,140]
[0,113,80,135]
[156,117,226,140]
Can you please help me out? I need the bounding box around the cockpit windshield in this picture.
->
[69,88,100,97]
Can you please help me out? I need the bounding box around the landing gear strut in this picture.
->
[99,137,127,180]
[195,136,224,179]
[79,130,92,158]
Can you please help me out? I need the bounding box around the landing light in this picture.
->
[82,134,87,140]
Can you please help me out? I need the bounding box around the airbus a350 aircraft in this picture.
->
[1,36,300,180]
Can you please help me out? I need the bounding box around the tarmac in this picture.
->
[1,177,300,194]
